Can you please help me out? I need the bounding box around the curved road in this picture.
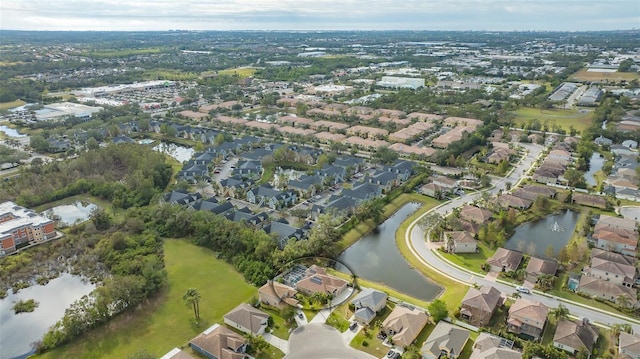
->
[405,143,640,332]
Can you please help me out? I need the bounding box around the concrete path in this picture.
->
[263,333,289,354]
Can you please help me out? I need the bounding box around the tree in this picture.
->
[354,199,384,224]
[372,147,399,165]
[30,135,50,153]
[480,175,491,188]
[86,137,99,150]
[214,133,225,146]
[427,299,448,323]
[544,244,555,259]
[183,287,201,321]
[90,207,112,230]
[402,345,421,359]
[245,334,268,356]
[616,294,631,309]
[552,304,570,321]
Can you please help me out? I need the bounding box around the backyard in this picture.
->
[36,239,283,359]
[439,242,495,274]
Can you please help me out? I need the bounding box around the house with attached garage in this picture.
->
[350,288,388,325]
[553,318,599,358]
[223,303,270,336]
[507,298,549,340]
[381,305,429,348]
[421,321,470,359]
[460,285,502,327]
[246,185,297,209]
[189,323,246,359]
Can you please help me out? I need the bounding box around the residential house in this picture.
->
[520,184,556,198]
[583,251,637,287]
[47,138,71,153]
[497,194,532,210]
[367,170,400,193]
[160,348,196,359]
[258,280,298,309]
[223,303,270,335]
[460,286,502,327]
[112,135,135,144]
[430,175,459,193]
[548,149,572,162]
[381,305,429,348]
[623,140,638,149]
[246,185,296,209]
[486,248,523,272]
[233,160,263,180]
[591,228,637,257]
[163,190,202,206]
[421,321,470,359]
[595,136,613,147]
[553,318,599,358]
[295,265,348,298]
[263,219,307,249]
[177,161,209,183]
[350,288,388,325]
[572,193,607,209]
[420,183,445,199]
[316,165,346,185]
[525,257,558,282]
[191,197,219,212]
[507,298,549,340]
[577,276,638,308]
[342,182,383,203]
[470,333,522,359]
[189,323,246,359]
[387,160,415,181]
[334,156,365,174]
[619,332,640,359]
[459,205,493,224]
[446,231,478,254]
[219,177,253,198]
[288,175,321,198]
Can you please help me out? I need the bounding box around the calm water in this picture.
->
[505,210,579,258]
[0,273,96,359]
[153,142,194,163]
[44,201,97,226]
[585,152,604,187]
[0,125,27,138]
[337,203,443,301]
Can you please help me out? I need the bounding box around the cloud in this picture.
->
[1,0,638,31]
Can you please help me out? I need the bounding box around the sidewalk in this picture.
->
[262,333,289,354]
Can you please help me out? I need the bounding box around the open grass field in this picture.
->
[570,68,640,82]
[0,100,26,110]
[514,107,593,134]
[37,239,263,359]
[218,67,257,78]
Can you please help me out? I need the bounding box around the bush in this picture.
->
[362,340,369,347]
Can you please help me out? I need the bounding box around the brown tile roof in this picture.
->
[525,257,558,277]
[572,193,607,208]
[578,276,638,305]
[189,324,245,359]
[587,257,637,282]
[553,319,599,353]
[521,185,556,197]
[497,194,532,209]
[460,205,494,224]
[223,303,270,335]
[508,299,549,328]
[296,266,348,296]
[462,286,502,313]
[471,333,522,359]
[447,231,477,244]
[382,305,429,348]
[593,228,638,247]
[258,281,299,306]
[595,215,638,234]
[591,248,635,266]
[487,248,523,272]
[619,332,640,357]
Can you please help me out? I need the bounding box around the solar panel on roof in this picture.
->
[310,276,323,285]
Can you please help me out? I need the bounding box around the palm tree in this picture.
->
[552,304,570,321]
[183,287,201,321]
[616,294,631,310]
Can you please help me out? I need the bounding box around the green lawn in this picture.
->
[513,107,593,134]
[394,202,470,312]
[439,242,495,274]
[218,67,257,78]
[350,304,395,357]
[37,239,261,359]
[261,306,297,340]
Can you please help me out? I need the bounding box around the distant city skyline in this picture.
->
[1,0,639,32]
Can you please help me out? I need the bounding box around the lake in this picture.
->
[0,273,96,359]
[153,142,194,163]
[505,210,579,258]
[0,125,27,138]
[585,152,604,187]
[43,201,97,226]
[337,202,443,301]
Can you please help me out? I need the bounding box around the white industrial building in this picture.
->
[376,76,425,89]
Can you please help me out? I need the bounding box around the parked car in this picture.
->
[516,286,531,294]
[349,322,358,331]
[298,313,304,319]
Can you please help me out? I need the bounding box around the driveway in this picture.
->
[263,332,289,354]
[285,324,375,359]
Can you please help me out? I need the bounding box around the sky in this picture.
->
[1,0,639,32]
